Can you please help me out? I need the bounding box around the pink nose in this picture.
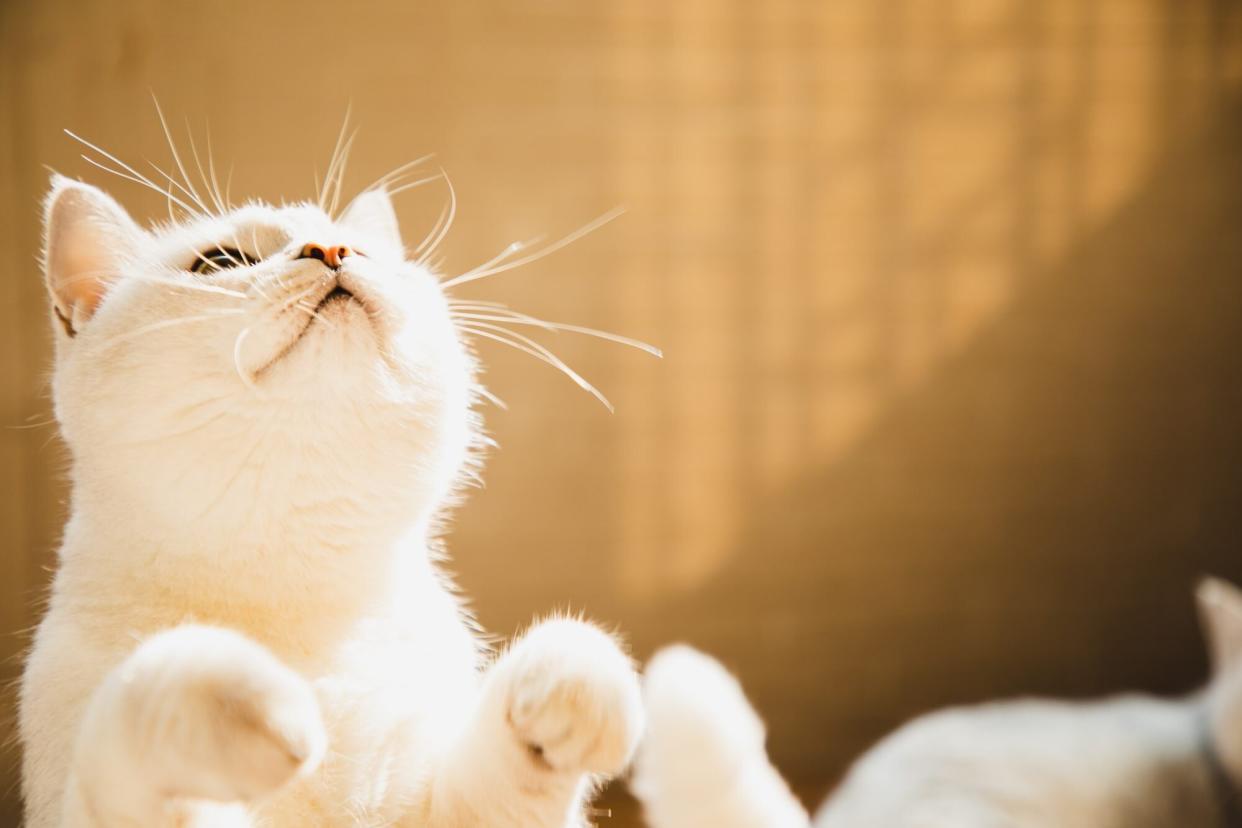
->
[299,242,353,269]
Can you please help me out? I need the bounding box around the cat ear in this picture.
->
[1198,577,1242,675]
[43,175,144,337]
[339,188,401,252]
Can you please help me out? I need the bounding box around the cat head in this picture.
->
[43,175,477,542]
[1198,577,1242,780]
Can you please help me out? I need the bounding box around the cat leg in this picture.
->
[423,618,644,827]
[58,625,325,827]
[632,646,810,828]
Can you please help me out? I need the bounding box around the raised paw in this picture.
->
[86,625,326,805]
[500,618,644,775]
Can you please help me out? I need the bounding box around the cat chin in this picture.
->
[254,293,375,383]
[245,266,424,390]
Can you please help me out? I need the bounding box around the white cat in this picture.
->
[20,161,645,827]
[633,578,1242,828]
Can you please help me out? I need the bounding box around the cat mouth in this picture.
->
[251,278,377,380]
[306,276,374,322]
[315,285,357,310]
[296,277,376,338]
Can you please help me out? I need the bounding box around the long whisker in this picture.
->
[5,418,58,431]
[54,267,248,301]
[368,155,437,193]
[456,321,613,411]
[74,147,202,220]
[328,130,359,218]
[232,326,257,390]
[386,173,444,199]
[146,161,217,226]
[185,118,227,215]
[319,108,353,211]
[69,114,199,232]
[151,94,214,218]
[449,310,661,356]
[342,155,437,213]
[320,109,352,210]
[416,202,450,258]
[446,239,541,283]
[441,207,624,289]
[474,385,508,410]
[204,122,231,213]
[415,168,457,264]
[187,140,252,269]
[446,299,510,310]
[102,310,246,348]
[156,277,247,300]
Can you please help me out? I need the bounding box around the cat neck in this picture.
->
[52,492,452,659]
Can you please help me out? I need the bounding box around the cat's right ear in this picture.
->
[1198,577,1242,675]
[43,175,144,337]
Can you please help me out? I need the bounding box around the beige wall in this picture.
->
[3,0,1242,822]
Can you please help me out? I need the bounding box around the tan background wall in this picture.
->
[3,1,1242,823]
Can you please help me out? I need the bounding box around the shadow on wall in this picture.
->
[628,91,1242,798]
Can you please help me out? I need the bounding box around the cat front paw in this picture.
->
[501,618,644,775]
[86,625,326,804]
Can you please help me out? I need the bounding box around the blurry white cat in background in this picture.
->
[633,577,1242,828]
[19,127,653,827]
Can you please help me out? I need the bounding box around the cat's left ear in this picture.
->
[1198,577,1242,675]
[43,175,145,337]
[339,188,401,253]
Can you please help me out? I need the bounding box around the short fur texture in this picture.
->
[20,166,644,827]
[632,578,1242,828]
[631,646,809,828]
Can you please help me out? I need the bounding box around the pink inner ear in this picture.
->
[46,232,115,334]
[44,180,142,332]
[55,249,111,313]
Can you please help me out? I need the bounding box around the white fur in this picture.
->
[815,696,1218,828]
[632,579,1242,828]
[20,174,643,827]
[632,646,810,828]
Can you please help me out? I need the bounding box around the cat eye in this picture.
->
[190,247,255,274]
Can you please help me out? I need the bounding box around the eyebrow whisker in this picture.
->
[204,122,232,214]
[74,148,203,222]
[184,118,228,216]
[151,95,216,219]
[328,130,359,219]
[318,107,353,212]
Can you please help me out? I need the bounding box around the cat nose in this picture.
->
[298,242,354,269]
